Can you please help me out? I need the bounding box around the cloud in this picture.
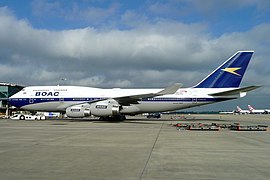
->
[0,5,270,100]
[31,0,120,27]
[31,0,62,17]
[66,3,120,25]
[182,0,270,16]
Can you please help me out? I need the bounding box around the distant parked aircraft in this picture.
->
[219,110,236,114]
[248,105,270,114]
[236,106,250,114]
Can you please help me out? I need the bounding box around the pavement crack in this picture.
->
[140,120,164,180]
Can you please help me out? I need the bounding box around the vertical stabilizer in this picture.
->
[237,106,242,112]
[194,51,254,88]
[248,105,254,111]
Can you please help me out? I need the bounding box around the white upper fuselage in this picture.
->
[9,86,237,114]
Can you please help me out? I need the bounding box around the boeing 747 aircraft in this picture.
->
[9,51,259,120]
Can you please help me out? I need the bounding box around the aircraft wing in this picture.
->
[114,83,182,105]
[209,85,261,96]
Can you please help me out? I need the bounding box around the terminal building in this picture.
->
[0,83,24,116]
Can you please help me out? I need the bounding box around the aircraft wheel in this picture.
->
[119,115,126,121]
[99,117,106,121]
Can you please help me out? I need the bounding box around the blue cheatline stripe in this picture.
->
[9,97,105,107]
[9,97,236,108]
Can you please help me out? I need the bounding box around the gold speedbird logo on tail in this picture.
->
[221,67,242,76]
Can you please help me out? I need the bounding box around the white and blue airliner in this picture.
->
[9,51,259,120]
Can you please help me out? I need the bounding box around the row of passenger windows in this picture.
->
[32,89,68,92]
[147,98,191,101]
[11,98,209,101]
[33,89,50,92]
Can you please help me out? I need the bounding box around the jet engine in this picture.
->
[90,104,120,116]
[65,100,121,118]
[66,104,91,118]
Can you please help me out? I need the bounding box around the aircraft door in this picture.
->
[29,98,34,103]
[192,98,197,104]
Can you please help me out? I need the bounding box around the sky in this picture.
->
[0,0,270,111]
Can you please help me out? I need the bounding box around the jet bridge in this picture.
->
[0,83,24,116]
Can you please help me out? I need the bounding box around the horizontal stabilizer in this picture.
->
[209,85,261,96]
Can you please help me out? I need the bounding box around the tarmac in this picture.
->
[0,114,270,180]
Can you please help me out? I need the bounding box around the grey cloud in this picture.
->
[0,7,269,95]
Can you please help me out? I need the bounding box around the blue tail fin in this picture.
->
[194,51,254,88]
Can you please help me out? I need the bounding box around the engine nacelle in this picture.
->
[66,104,91,118]
[65,100,121,118]
[90,103,120,117]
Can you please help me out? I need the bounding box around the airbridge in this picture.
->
[0,83,24,116]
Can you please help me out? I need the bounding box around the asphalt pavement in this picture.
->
[0,114,269,180]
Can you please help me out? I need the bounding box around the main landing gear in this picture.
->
[99,115,126,121]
